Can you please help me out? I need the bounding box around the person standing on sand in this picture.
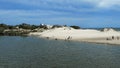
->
[117,36,119,40]
[66,36,72,40]
[67,36,70,40]
[112,36,114,40]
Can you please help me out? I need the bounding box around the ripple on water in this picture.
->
[0,36,120,68]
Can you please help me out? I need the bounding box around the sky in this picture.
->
[0,0,120,28]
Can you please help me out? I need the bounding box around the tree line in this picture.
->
[0,23,80,33]
[0,23,80,36]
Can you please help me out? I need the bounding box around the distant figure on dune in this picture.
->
[66,36,72,40]
[55,38,57,40]
[46,37,49,39]
[67,36,70,40]
[112,36,114,40]
[106,36,120,40]
[117,36,119,40]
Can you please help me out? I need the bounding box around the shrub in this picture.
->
[18,23,31,29]
[0,23,9,29]
[52,25,62,29]
[70,26,80,29]
[39,24,48,29]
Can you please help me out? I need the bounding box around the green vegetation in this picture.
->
[0,23,81,36]
[70,26,80,29]
[0,23,8,34]
[0,23,38,36]
[39,24,48,29]
[52,25,62,29]
[18,23,39,29]
[0,23,9,29]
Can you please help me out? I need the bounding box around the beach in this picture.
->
[29,27,120,45]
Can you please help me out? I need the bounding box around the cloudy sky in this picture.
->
[0,0,120,28]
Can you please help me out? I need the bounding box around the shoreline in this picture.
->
[29,35,120,45]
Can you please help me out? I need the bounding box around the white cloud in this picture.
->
[83,0,120,8]
[97,0,120,8]
[2,0,120,9]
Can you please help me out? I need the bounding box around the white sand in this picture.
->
[29,27,120,45]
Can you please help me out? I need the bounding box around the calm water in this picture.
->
[0,36,120,68]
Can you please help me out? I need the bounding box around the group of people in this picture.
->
[106,36,120,40]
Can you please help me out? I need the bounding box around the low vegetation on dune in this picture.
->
[70,25,80,29]
[0,23,81,36]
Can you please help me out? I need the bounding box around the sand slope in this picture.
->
[29,27,120,45]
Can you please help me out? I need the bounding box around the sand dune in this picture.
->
[29,27,120,45]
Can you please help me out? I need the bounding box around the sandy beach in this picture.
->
[29,27,120,45]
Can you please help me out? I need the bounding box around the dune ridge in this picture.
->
[29,27,120,45]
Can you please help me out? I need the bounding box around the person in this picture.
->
[117,36,119,40]
[46,37,49,39]
[112,36,114,40]
[55,38,57,40]
[106,38,109,40]
[67,36,70,40]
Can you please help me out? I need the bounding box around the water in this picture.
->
[0,36,120,68]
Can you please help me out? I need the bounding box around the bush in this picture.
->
[0,23,9,29]
[31,25,38,30]
[18,23,31,29]
[52,25,62,29]
[39,24,48,29]
[70,26,80,29]
[0,27,5,33]
[8,25,16,29]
